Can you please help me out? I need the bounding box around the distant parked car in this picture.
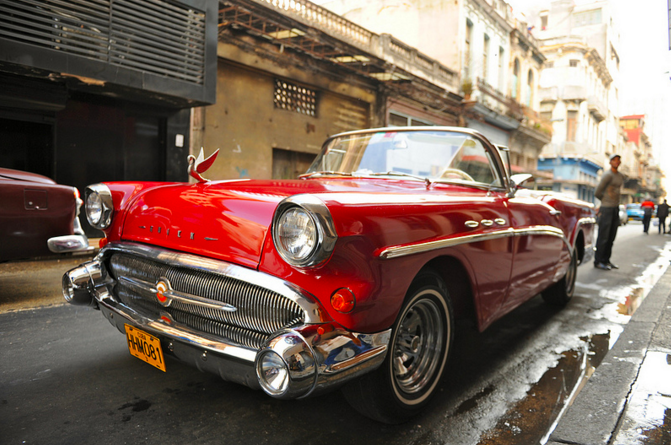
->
[619,205,628,225]
[627,203,643,221]
[0,167,89,262]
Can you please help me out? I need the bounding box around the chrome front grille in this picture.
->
[108,252,305,349]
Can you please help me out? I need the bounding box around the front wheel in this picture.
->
[342,271,454,424]
[542,249,577,306]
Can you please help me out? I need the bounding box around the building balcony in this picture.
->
[474,78,524,119]
[220,0,459,94]
[560,85,587,101]
[588,95,607,122]
[540,142,603,165]
[539,87,558,103]
[519,103,553,140]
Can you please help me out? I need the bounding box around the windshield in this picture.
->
[306,130,503,187]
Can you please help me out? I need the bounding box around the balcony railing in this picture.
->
[476,78,523,119]
[253,0,374,47]
[232,0,458,91]
[519,102,553,136]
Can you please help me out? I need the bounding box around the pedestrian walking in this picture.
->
[641,199,655,234]
[594,154,624,270]
[658,199,669,234]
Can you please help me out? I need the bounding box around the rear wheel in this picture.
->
[542,249,577,306]
[342,271,454,424]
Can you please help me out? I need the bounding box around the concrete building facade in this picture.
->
[524,0,622,203]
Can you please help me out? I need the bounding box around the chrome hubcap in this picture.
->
[393,296,444,395]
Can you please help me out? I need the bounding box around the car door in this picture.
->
[442,136,515,330]
[503,195,566,310]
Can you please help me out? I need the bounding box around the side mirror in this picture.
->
[509,173,534,197]
[510,173,534,188]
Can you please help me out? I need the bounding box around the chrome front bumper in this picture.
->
[48,218,91,254]
[62,252,390,399]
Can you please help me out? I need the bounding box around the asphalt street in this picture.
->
[1,223,670,444]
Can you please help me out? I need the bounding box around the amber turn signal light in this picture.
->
[331,288,356,313]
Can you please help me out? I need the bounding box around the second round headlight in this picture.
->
[86,191,103,226]
[85,184,113,230]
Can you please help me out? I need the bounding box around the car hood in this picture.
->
[0,167,56,184]
[120,178,453,268]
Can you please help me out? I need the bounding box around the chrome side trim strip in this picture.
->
[577,217,597,227]
[102,242,329,323]
[378,225,568,259]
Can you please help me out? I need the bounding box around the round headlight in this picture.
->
[276,207,318,262]
[257,351,289,395]
[86,192,103,225]
[85,184,113,230]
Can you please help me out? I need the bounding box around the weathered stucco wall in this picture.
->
[199,46,375,180]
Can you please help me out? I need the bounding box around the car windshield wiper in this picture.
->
[368,171,432,185]
[299,171,353,178]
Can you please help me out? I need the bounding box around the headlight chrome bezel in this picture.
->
[272,195,337,268]
[85,183,114,230]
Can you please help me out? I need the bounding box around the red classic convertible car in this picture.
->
[1,167,89,262]
[62,127,595,423]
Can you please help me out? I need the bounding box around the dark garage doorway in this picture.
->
[0,118,54,178]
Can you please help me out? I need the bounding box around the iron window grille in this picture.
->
[273,79,317,117]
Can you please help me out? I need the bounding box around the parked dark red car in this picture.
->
[0,167,89,261]
[63,127,595,423]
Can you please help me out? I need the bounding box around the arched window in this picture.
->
[512,58,520,100]
[526,69,534,106]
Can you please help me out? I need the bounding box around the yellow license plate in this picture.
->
[124,324,166,372]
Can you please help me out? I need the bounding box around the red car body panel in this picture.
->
[0,168,78,261]
[98,176,594,334]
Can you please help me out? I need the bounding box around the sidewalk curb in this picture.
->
[547,267,671,445]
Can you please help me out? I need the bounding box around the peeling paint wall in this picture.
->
[198,57,373,180]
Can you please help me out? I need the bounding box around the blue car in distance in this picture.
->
[626,203,644,221]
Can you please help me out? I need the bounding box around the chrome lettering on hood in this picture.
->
[138,225,218,241]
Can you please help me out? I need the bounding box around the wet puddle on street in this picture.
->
[477,333,611,445]
[475,247,671,444]
[615,351,671,444]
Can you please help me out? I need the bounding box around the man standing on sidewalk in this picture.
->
[658,199,669,234]
[594,154,624,270]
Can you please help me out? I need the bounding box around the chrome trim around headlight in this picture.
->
[272,195,338,268]
[85,183,114,229]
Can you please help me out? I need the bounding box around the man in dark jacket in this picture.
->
[657,199,669,234]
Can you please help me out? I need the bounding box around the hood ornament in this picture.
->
[188,148,219,183]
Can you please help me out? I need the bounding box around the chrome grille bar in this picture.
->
[107,249,308,349]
